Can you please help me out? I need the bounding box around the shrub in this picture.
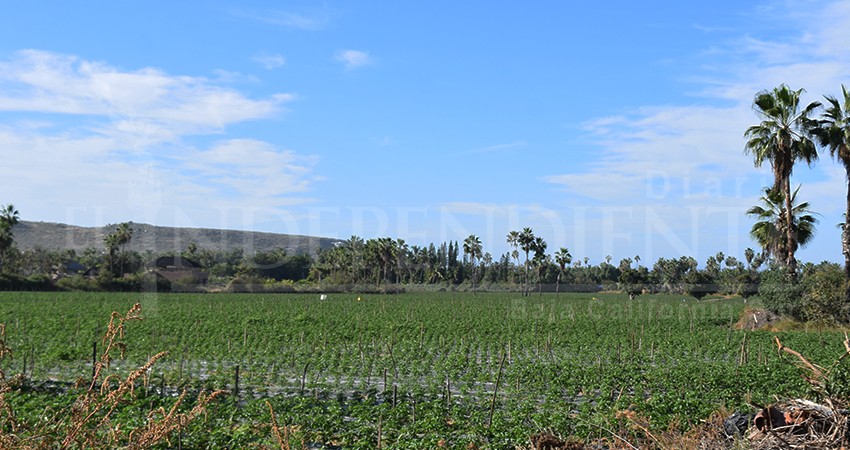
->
[56,274,100,291]
[0,272,55,291]
[758,267,805,320]
[801,262,849,324]
[735,272,760,299]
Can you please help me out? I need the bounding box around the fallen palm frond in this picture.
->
[740,336,850,448]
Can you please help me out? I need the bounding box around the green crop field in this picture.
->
[0,291,844,448]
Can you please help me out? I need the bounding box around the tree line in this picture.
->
[0,211,761,296]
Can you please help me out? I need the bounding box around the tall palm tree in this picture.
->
[103,232,120,276]
[463,234,483,292]
[747,186,817,262]
[531,236,547,295]
[814,85,850,289]
[518,228,536,296]
[114,222,133,276]
[744,84,821,274]
[506,231,520,284]
[344,235,365,282]
[0,204,20,272]
[554,247,572,294]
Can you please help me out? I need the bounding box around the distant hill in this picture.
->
[12,221,343,256]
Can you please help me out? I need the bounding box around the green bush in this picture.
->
[55,274,99,291]
[0,272,55,291]
[758,267,805,320]
[801,262,849,324]
[735,272,760,299]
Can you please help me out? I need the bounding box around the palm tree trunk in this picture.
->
[556,271,561,294]
[783,177,797,276]
[524,251,530,297]
[844,169,850,302]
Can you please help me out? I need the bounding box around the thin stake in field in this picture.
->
[488,349,506,428]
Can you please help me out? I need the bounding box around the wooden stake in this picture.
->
[488,350,506,428]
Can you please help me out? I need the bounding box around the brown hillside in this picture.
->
[11,221,342,256]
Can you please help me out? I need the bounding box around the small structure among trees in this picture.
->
[149,256,209,285]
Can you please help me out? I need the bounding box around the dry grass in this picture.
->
[0,303,226,449]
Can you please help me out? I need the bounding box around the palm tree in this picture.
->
[531,236,547,295]
[744,84,821,274]
[554,247,572,294]
[0,204,20,272]
[114,222,133,276]
[344,235,365,282]
[518,228,535,296]
[506,231,520,284]
[463,234,483,292]
[814,85,850,289]
[747,186,817,263]
[395,238,409,284]
[103,232,120,277]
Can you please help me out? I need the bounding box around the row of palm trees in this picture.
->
[744,84,850,288]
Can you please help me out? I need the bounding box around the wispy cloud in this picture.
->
[178,139,318,200]
[467,140,527,154]
[252,53,286,70]
[335,50,372,70]
[540,0,850,261]
[227,9,330,30]
[545,0,850,205]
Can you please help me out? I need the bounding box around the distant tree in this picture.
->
[531,236,548,295]
[744,247,756,269]
[554,247,572,294]
[517,228,536,296]
[685,269,718,301]
[185,241,198,259]
[744,84,821,274]
[652,256,697,294]
[463,234,483,292]
[619,267,647,300]
[0,204,20,272]
[103,232,120,278]
[747,186,817,263]
[813,84,850,297]
[102,222,134,277]
[115,222,134,275]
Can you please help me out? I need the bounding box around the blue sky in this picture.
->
[2,1,850,265]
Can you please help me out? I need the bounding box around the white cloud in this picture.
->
[253,53,286,70]
[0,50,294,135]
[178,139,318,200]
[335,50,372,70]
[0,50,317,229]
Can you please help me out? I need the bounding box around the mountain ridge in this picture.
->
[11,221,342,256]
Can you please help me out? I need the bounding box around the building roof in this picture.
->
[150,256,202,269]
